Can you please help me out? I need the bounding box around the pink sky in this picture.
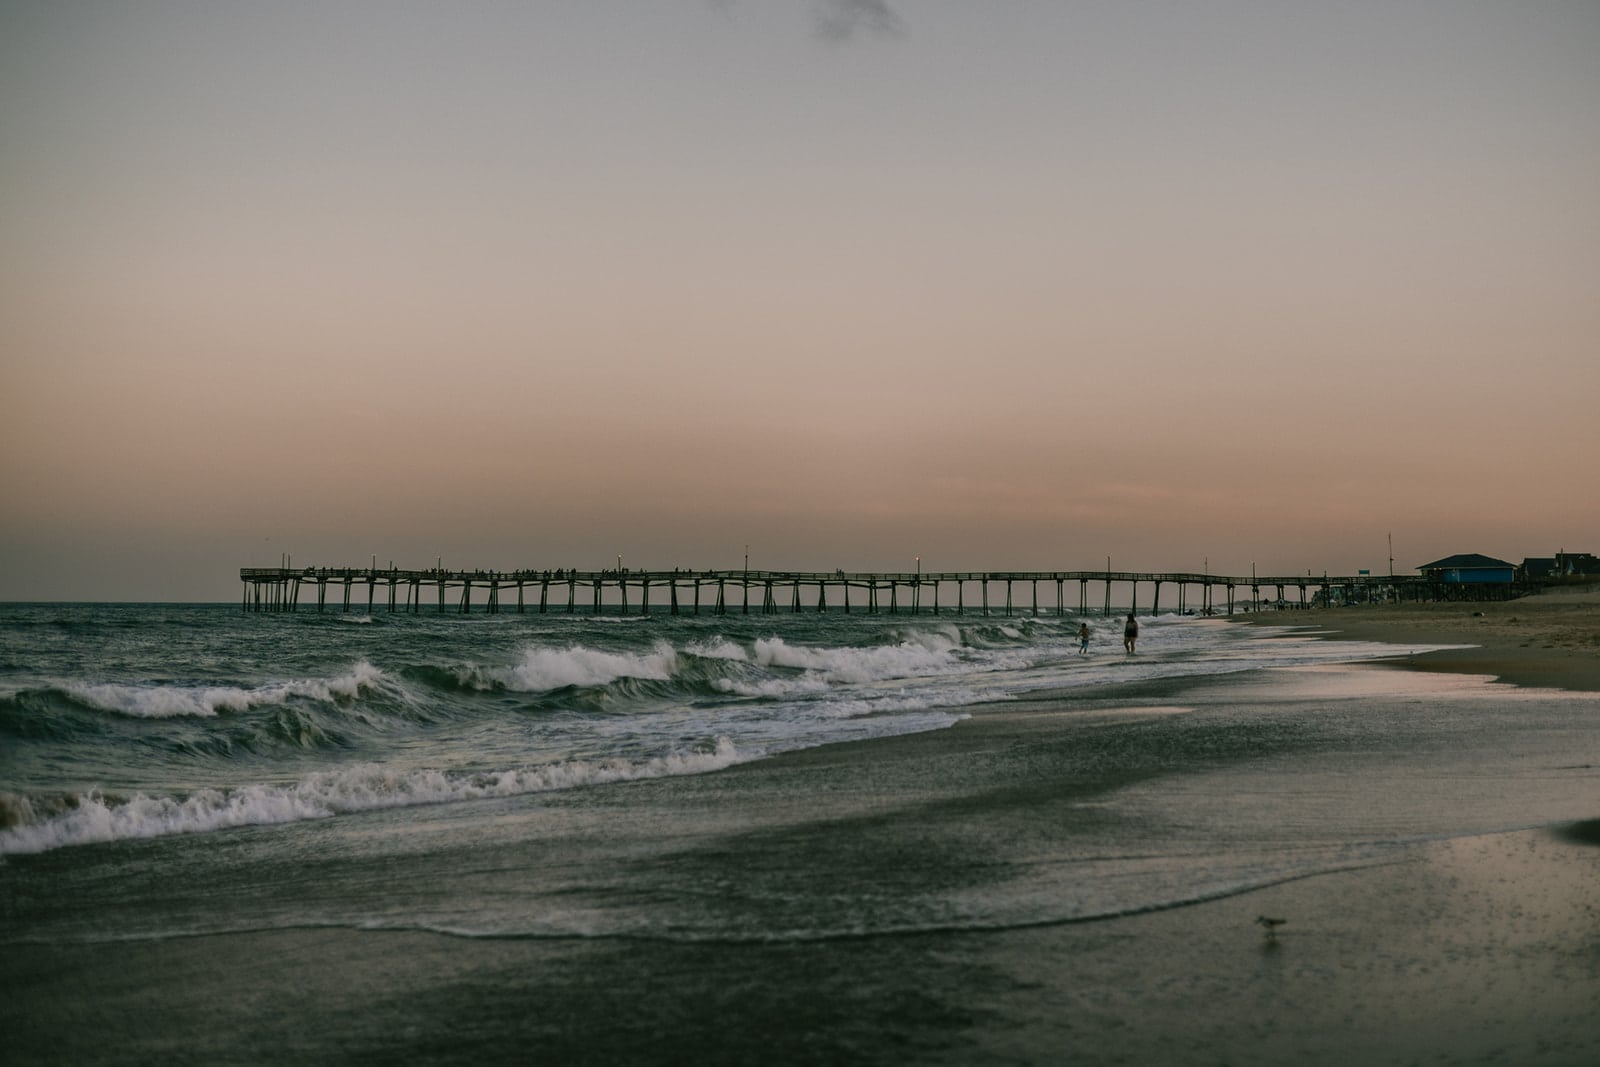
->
[2,1,1596,600]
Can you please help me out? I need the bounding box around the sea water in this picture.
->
[9,599,1600,1067]
[5,601,1598,954]
[0,602,1433,858]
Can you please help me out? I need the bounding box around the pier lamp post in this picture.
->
[916,556,920,577]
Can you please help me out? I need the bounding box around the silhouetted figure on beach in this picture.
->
[1123,614,1138,653]
[1078,623,1091,654]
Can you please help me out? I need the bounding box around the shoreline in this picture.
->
[5,596,1599,1064]
[1231,584,1600,692]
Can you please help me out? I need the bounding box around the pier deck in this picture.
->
[239,567,1520,616]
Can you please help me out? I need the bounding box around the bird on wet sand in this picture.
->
[1256,915,1287,939]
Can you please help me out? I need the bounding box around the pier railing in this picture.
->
[239,566,1524,616]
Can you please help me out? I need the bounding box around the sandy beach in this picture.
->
[1243,583,1600,692]
[1241,585,1600,694]
[5,589,1599,1065]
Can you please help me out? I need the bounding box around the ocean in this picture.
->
[1,602,1446,864]
[5,601,1599,1063]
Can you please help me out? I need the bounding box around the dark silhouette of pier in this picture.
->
[239,566,1516,616]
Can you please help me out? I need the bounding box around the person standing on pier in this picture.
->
[1123,614,1139,654]
[1077,623,1091,654]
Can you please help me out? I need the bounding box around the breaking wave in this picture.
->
[437,631,978,701]
[56,661,393,719]
[0,738,747,855]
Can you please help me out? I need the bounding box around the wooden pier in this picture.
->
[239,566,1519,616]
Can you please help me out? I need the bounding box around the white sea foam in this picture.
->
[0,739,747,855]
[456,630,984,703]
[449,663,499,690]
[808,690,1005,719]
[503,641,680,691]
[64,683,257,718]
[446,638,750,694]
[752,635,958,684]
[62,661,392,719]
[712,674,831,699]
[685,636,749,662]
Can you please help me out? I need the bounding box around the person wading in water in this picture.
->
[1123,614,1139,653]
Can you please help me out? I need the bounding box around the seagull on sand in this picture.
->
[1256,915,1287,939]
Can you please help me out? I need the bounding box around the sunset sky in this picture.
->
[3,1,1596,601]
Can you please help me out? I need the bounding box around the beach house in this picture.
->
[1417,553,1517,584]
[1554,551,1599,576]
[1525,551,1600,582]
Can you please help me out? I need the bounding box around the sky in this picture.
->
[2,0,1597,601]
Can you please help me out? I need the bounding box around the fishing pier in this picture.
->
[238,566,1490,617]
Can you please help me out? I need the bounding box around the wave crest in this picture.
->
[0,739,747,855]
[502,642,680,692]
[752,634,957,684]
[60,661,392,719]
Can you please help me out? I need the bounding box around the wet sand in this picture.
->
[963,823,1600,1065]
[5,589,1600,1065]
[8,821,1597,1066]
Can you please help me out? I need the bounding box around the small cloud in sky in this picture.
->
[705,0,906,42]
[814,0,906,42]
